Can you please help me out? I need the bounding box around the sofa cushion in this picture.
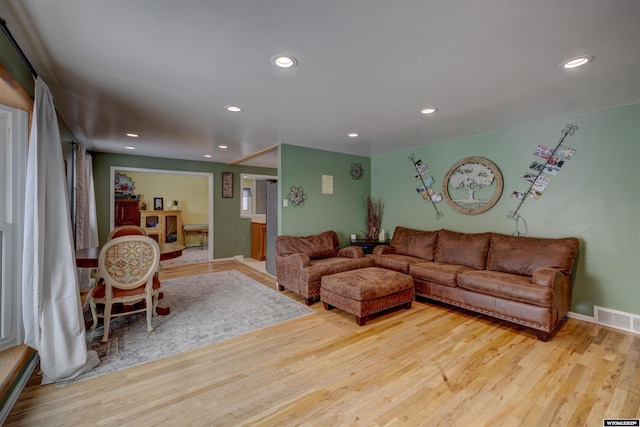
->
[390,227,438,261]
[435,229,491,270]
[457,270,554,307]
[276,230,339,259]
[368,253,426,274]
[409,262,473,287]
[487,233,580,277]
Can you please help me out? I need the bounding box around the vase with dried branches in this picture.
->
[363,196,384,241]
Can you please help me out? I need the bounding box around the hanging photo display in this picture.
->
[518,143,576,199]
[508,124,579,223]
[409,154,443,219]
[413,161,440,201]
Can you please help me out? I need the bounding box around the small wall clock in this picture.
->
[350,163,364,180]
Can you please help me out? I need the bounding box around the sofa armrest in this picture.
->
[338,246,365,259]
[532,267,565,287]
[533,267,572,319]
[278,253,311,269]
[372,245,396,255]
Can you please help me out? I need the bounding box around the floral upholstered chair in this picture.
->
[90,235,162,342]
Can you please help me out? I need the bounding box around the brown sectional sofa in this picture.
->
[276,230,374,304]
[370,227,579,340]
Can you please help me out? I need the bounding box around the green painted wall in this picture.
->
[92,152,276,258]
[279,144,371,247]
[0,32,35,97]
[372,103,640,317]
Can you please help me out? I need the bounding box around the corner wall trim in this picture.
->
[0,350,38,425]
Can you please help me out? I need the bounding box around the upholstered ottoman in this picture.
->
[320,267,414,325]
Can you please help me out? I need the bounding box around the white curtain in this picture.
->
[75,143,98,290]
[22,77,99,384]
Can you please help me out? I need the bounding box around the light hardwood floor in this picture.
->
[6,260,640,426]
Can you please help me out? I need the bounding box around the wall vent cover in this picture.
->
[594,306,640,335]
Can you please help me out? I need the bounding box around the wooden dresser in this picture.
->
[140,210,183,245]
[114,199,140,226]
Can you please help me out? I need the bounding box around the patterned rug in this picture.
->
[58,271,314,387]
[160,247,209,266]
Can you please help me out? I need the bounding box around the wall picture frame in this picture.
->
[222,172,233,198]
[153,197,164,211]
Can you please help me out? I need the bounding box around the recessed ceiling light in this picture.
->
[419,107,437,115]
[126,133,139,138]
[204,154,212,158]
[560,55,594,69]
[225,105,243,112]
[271,55,298,68]
[348,133,359,138]
[125,146,135,150]
[218,145,228,149]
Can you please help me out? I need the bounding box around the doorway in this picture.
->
[109,166,214,261]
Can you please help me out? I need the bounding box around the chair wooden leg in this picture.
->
[101,301,112,343]
[151,294,159,317]
[146,294,154,333]
[89,296,98,330]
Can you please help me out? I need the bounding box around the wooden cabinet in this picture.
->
[251,222,266,261]
[140,210,183,245]
[115,199,140,226]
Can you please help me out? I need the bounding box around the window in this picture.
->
[0,105,28,351]
[241,186,254,214]
[239,174,276,219]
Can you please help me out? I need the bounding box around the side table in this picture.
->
[350,239,391,254]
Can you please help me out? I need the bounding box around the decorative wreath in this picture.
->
[287,186,306,206]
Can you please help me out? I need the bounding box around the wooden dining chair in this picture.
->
[107,224,160,283]
[108,225,147,239]
[89,235,162,342]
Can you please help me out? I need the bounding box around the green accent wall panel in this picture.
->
[372,103,640,317]
[279,144,371,246]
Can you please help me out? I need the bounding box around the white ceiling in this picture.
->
[1,0,639,169]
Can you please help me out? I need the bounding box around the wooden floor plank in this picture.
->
[5,260,640,426]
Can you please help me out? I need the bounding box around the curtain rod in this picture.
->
[0,16,38,78]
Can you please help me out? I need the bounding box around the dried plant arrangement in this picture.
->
[364,196,384,241]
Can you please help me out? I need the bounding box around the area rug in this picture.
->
[160,247,209,266]
[57,270,314,387]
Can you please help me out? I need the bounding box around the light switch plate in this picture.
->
[283,199,288,207]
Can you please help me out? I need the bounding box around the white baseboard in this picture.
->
[567,311,594,323]
[208,255,243,263]
[568,308,640,336]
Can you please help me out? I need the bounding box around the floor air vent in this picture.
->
[594,306,640,335]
